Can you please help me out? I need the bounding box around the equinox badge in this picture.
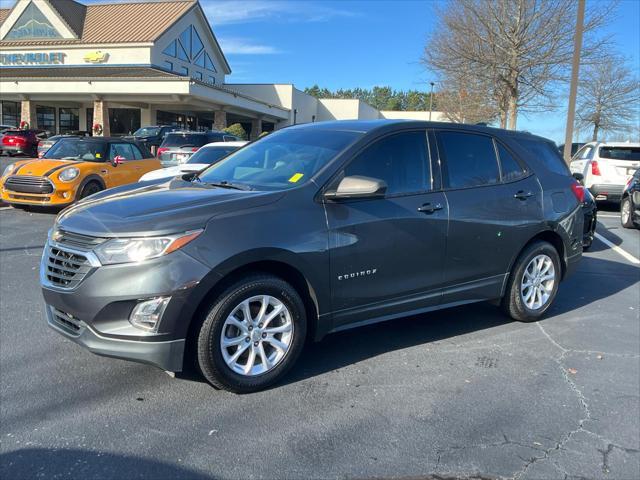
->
[338,269,377,281]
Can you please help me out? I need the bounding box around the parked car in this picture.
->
[570,142,640,203]
[558,142,585,158]
[1,129,47,157]
[621,168,640,229]
[37,132,91,157]
[157,130,241,167]
[1,137,160,208]
[128,125,181,155]
[0,125,16,154]
[140,141,248,182]
[40,120,584,393]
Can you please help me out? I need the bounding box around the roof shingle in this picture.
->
[0,0,195,46]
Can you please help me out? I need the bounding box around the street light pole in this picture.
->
[563,0,585,164]
[429,82,435,121]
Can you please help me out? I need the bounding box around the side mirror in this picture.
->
[111,155,125,166]
[325,175,387,200]
[572,172,584,183]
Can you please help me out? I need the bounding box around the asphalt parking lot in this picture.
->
[1,199,639,479]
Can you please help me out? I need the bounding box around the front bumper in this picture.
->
[41,242,212,372]
[589,184,624,202]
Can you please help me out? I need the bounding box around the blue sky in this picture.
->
[201,0,640,144]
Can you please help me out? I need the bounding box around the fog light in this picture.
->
[129,297,170,332]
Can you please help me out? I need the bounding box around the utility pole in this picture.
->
[429,82,435,121]
[563,0,585,164]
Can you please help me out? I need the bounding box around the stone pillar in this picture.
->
[20,99,36,129]
[141,106,156,126]
[92,99,110,136]
[250,117,263,140]
[213,110,227,131]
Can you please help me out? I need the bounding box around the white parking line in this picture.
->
[598,213,620,218]
[0,206,11,211]
[594,232,640,265]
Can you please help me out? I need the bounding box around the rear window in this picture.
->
[186,146,238,165]
[161,133,210,148]
[599,146,640,161]
[3,130,29,137]
[516,138,570,176]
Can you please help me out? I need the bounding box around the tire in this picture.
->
[197,274,307,393]
[79,181,102,200]
[501,241,561,322]
[621,196,635,229]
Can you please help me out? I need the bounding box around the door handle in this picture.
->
[418,202,443,214]
[514,191,533,200]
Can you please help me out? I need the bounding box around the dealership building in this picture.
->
[0,0,443,138]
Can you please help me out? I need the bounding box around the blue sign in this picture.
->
[0,52,65,65]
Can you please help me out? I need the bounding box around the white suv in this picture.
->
[570,142,640,203]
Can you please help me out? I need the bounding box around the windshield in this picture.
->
[161,133,209,148]
[186,145,239,165]
[599,146,640,161]
[134,127,160,137]
[44,138,107,162]
[197,129,361,191]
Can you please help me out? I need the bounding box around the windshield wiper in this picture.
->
[206,180,253,191]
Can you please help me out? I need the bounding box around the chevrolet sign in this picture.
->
[0,52,65,65]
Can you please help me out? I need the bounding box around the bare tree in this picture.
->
[436,73,499,124]
[576,55,640,141]
[422,0,611,130]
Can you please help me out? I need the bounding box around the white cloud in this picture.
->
[218,37,282,55]
[202,0,358,26]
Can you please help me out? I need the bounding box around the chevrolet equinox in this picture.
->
[41,120,584,393]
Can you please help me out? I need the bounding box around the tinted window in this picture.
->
[44,139,106,162]
[599,146,640,161]
[186,146,238,164]
[109,143,135,160]
[517,138,570,175]
[161,133,209,148]
[131,145,143,160]
[438,132,499,188]
[198,129,360,191]
[496,142,525,182]
[343,131,429,195]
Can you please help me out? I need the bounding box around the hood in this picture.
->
[6,159,81,177]
[56,178,285,237]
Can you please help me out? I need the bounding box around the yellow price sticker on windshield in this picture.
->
[95,153,101,158]
[288,173,304,183]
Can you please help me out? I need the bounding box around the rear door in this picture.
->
[324,129,448,328]
[434,130,543,303]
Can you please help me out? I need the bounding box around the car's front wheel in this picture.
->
[197,274,306,393]
[621,197,636,229]
[502,241,561,322]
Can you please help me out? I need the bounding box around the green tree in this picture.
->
[223,123,247,140]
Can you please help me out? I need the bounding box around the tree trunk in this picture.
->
[499,108,508,129]
[508,95,518,130]
[592,123,599,141]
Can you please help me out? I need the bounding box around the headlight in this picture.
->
[58,167,80,182]
[2,163,15,178]
[94,230,203,265]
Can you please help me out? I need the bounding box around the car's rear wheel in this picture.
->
[197,274,306,393]
[79,181,102,199]
[621,197,635,229]
[502,241,561,322]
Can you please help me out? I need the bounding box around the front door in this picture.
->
[324,130,448,329]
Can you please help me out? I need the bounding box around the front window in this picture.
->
[198,129,361,191]
[186,146,239,165]
[44,139,107,162]
[134,127,160,137]
[599,146,640,161]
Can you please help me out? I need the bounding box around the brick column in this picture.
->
[20,99,36,129]
[92,99,110,136]
[213,110,227,131]
[250,117,263,140]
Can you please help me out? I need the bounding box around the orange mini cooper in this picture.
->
[1,136,161,207]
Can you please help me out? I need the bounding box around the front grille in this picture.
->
[54,229,106,250]
[4,175,54,194]
[45,246,92,289]
[50,307,82,336]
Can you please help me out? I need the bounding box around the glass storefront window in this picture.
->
[109,108,141,136]
[36,106,56,133]
[1,101,20,127]
[86,108,94,133]
[59,108,79,133]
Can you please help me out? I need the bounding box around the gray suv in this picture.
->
[41,120,584,393]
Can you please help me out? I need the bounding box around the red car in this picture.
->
[1,129,47,157]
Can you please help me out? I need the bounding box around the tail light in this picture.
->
[156,147,169,157]
[571,182,586,203]
[191,147,199,152]
[591,160,601,176]
[3,136,26,146]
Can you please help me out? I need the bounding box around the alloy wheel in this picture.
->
[622,199,631,224]
[220,295,293,376]
[520,254,556,310]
